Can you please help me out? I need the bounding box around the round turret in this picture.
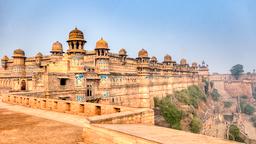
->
[164,54,172,62]
[119,48,127,56]
[68,27,84,41]
[180,58,187,65]
[192,62,198,68]
[35,52,43,58]
[2,55,9,61]
[138,49,148,58]
[95,37,109,49]
[13,49,25,57]
[150,56,157,62]
[51,41,63,52]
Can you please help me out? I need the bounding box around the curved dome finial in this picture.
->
[138,49,149,58]
[95,37,109,49]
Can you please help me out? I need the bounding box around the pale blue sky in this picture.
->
[0,0,256,73]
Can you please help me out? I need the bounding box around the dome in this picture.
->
[96,37,109,49]
[138,49,148,58]
[13,49,25,57]
[164,54,172,62]
[119,48,127,56]
[2,55,9,61]
[180,58,187,65]
[35,52,43,58]
[192,62,198,68]
[150,56,157,62]
[68,27,84,40]
[52,41,63,52]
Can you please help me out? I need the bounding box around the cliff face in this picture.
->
[214,81,253,99]
[224,82,252,97]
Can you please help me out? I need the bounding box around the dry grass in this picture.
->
[0,108,83,144]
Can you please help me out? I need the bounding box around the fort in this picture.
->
[0,27,209,108]
[0,28,238,144]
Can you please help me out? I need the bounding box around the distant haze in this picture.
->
[0,0,256,73]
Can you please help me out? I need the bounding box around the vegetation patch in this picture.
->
[158,97,183,130]
[250,115,256,128]
[189,116,202,133]
[175,85,206,108]
[240,95,248,99]
[224,101,232,108]
[240,102,255,115]
[228,124,244,142]
[211,89,221,101]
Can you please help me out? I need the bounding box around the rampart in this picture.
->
[1,94,154,125]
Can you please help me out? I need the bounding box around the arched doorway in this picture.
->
[21,80,26,90]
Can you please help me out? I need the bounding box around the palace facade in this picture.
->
[0,28,209,108]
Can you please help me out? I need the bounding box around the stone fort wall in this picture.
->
[105,74,200,108]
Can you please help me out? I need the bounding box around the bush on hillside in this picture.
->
[224,101,232,108]
[244,104,255,115]
[211,89,221,101]
[240,95,248,99]
[250,115,256,122]
[175,85,206,108]
[228,124,244,142]
[240,102,255,115]
[159,100,183,130]
[189,116,202,133]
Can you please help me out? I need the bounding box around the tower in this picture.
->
[95,37,110,75]
[35,52,43,67]
[12,49,26,90]
[13,49,25,66]
[137,49,150,75]
[119,48,127,65]
[50,41,64,56]
[67,28,86,55]
[1,55,9,69]
[150,56,158,74]
[163,54,174,74]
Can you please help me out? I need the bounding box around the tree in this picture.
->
[159,100,183,130]
[228,124,244,142]
[230,64,244,80]
[211,89,220,101]
[190,116,202,133]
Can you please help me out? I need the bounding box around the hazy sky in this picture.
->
[0,0,255,73]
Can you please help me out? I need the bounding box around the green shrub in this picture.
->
[159,100,183,130]
[175,85,206,108]
[228,124,244,142]
[224,101,232,108]
[211,89,220,101]
[190,116,202,133]
[240,102,255,115]
[240,95,248,99]
[175,90,190,104]
[244,104,255,115]
[250,115,256,122]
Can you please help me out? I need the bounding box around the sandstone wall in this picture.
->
[107,75,199,108]
[2,94,154,125]
[2,94,136,116]
[224,81,252,97]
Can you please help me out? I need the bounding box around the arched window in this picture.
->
[21,80,26,90]
[87,85,92,96]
